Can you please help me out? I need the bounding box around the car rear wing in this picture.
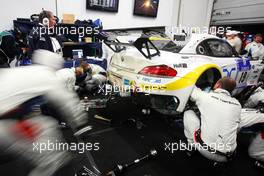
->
[104,37,160,60]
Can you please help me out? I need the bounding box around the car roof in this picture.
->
[179,34,219,54]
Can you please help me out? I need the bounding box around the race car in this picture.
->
[105,32,264,115]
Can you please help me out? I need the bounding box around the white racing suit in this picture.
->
[184,87,241,162]
[56,67,76,91]
[240,87,264,162]
[245,41,264,61]
[56,64,107,93]
[84,64,107,92]
[0,50,88,176]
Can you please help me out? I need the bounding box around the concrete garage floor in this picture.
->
[0,96,263,176]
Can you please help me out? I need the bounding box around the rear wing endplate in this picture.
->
[104,37,160,59]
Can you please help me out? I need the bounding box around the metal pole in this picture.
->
[177,0,182,27]
[55,0,58,17]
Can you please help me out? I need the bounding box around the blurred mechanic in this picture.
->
[226,30,242,54]
[0,50,89,176]
[240,86,264,169]
[56,61,107,93]
[245,34,264,61]
[81,62,107,93]
[184,77,241,162]
[28,10,66,58]
[0,30,24,68]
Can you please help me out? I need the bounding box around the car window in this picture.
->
[150,40,184,53]
[197,39,237,57]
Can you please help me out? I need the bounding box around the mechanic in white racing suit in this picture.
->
[245,34,264,61]
[0,50,89,176]
[184,77,241,162]
[240,85,264,168]
[56,61,107,93]
[84,63,107,92]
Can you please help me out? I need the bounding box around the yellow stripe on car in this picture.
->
[149,37,171,41]
[139,64,222,91]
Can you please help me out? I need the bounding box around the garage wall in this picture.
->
[0,0,212,31]
[57,0,175,30]
[0,0,56,31]
[173,0,214,28]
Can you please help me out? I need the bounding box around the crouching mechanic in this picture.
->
[82,63,107,93]
[183,77,241,163]
[0,50,89,176]
[56,61,107,94]
[239,86,264,169]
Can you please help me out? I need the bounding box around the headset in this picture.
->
[40,9,50,27]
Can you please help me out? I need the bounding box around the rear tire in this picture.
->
[195,69,221,90]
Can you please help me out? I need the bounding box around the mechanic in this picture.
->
[183,77,241,163]
[226,30,242,54]
[239,86,264,169]
[28,10,66,58]
[239,109,264,169]
[42,61,106,128]
[244,86,264,108]
[73,61,107,94]
[82,63,107,93]
[0,50,89,176]
[55,61,107,93]
[245,34,264,61]
[0,30,24,68]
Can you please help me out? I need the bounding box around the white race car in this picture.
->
[105,33,264,115]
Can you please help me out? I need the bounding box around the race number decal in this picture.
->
[235,58,251,88]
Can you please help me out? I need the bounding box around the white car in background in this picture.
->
[105,32,264,115]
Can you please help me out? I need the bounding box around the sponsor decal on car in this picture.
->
[141,77,162,84]
[173,63,188,68]
[236,58,251,72]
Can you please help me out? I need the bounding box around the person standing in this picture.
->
[245,34,264,60]
[226,30,242,54]
[28,10,64,58]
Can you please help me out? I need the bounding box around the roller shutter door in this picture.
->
[211,0,264,25]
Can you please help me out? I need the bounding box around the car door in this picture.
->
[196,38,251,93]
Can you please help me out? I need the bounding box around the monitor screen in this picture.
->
[134,0,159,18]
[86,0,119,12]
[72,49,84,59]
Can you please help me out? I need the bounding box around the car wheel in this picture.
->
[195,68,221,90]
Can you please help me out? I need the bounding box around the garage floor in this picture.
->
[0,96,263,176]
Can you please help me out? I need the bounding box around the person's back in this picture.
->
[194,88,241,153]
[233,36,242,54]
[226,31,242,54]
[185,77,242,162]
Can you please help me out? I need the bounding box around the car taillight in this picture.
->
[138,65,177,78]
